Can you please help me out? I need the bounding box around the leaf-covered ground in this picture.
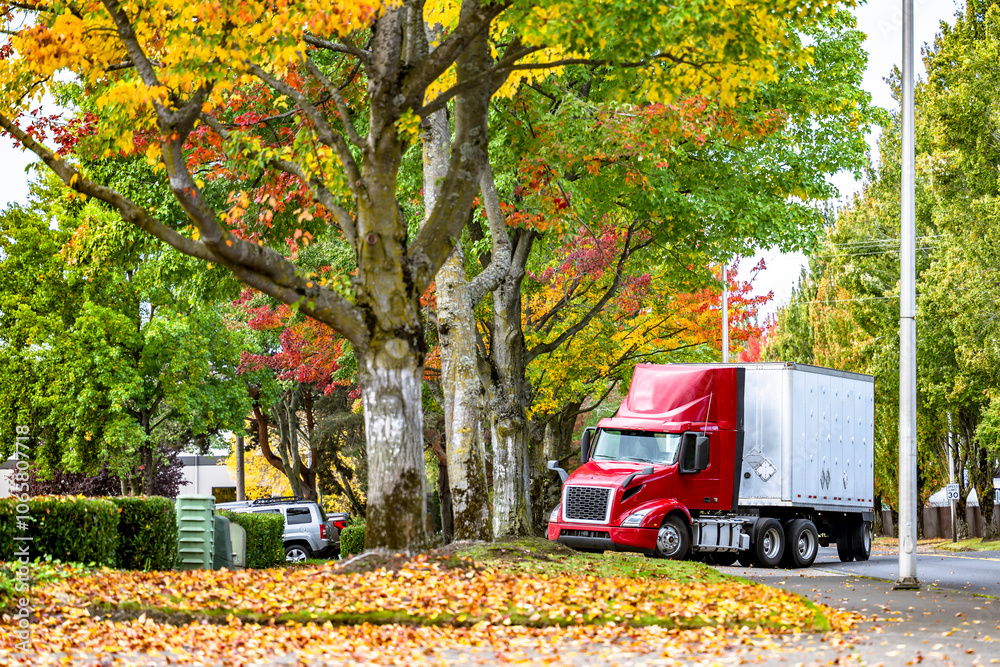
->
[0,541,866,666]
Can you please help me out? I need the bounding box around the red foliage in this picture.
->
[233,288,350,395]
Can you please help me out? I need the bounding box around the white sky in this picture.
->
[0,2,965,323]
[742,0,962,321]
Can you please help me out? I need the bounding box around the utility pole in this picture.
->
[949,414,956,543]
[895,0,920,590]
[722,264,729,363]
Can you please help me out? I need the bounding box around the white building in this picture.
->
[0,455,237,500]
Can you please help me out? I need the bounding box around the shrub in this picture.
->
[219,510,284,568]
[0,496,118,566]
[109,496,177,570]
[340,517,365,556]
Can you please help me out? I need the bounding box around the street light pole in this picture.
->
[722,264,729,363]
[895,0,920,591]
[949,414,956,543]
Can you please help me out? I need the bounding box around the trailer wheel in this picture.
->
[782,519,819,568]
[753,518,785,568]
[851,521,872,561]
[836,524,855,562]
[653,515,690,560]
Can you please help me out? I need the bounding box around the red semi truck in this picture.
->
[547,363,875,568]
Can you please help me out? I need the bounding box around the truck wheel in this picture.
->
[783,519,819,568]
[851,521,872,561]
[654,515,690,560]
[753,518,785,568]
[836,524,855,562]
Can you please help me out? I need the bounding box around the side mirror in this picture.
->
[694,435,710,471]
[547,460,568,483]
[581,427,596,463]
[679,432,710,474]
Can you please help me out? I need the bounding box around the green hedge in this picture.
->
[219,510,284,568]
[0,496,118,567]
[109,496,177,570]
[340,517,365,556]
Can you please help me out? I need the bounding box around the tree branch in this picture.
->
[270,157,358,247]
[526,225,643,364]
[467,160,512,305]
[399,0,508,108]
[0,112,369,348]
[303,33,372,71]
[246,62,363,189]
[303,55,365,149]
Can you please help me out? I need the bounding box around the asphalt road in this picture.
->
[715,546,1000,666]
[814,545,1000,596]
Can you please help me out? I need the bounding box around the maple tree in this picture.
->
[0,0,862,549]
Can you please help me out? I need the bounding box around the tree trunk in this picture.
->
[543,404,581,464]
[423,90,492,542]
[236,434,246,502]
[359,346,427,551]
[437,454,454,544]
[488,252,533,538]
[956,494,970,540]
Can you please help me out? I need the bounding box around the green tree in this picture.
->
[0,177,248,494]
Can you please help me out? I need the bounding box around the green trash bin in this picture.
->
[175,495,215,570]
[213,514,234,570]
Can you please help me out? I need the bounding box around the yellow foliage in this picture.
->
[225,441,291,500]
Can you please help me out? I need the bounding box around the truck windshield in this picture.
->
[590,429,680,465]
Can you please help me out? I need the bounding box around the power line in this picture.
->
[800,295,902,304]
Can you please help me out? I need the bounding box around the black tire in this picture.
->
[706,551,739,566]
[753,518,785,568]
[851,521,872,562]
[783,519,819,568]
[653,515,690,560]
[285,543,312,563]
[836,523,855,562]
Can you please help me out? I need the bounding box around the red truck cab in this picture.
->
[547,365,743,557]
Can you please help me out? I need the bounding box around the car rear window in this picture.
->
[287,507,312,525]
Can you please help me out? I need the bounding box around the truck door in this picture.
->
[674,432,721,511]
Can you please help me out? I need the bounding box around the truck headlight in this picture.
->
[549,503,561,523]
[621,509,652,528]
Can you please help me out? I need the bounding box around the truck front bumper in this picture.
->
[548,522,658,555]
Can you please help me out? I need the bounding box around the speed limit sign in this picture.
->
[946,483,961,501]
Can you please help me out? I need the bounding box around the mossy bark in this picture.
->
[488,254,534,538]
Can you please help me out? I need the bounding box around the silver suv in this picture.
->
[218,497,333,562]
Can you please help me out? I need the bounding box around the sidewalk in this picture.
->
[733,565,1000,666]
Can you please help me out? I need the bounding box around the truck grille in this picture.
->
[564,486,611,523]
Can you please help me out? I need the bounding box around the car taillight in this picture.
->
[320,524,327,539]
